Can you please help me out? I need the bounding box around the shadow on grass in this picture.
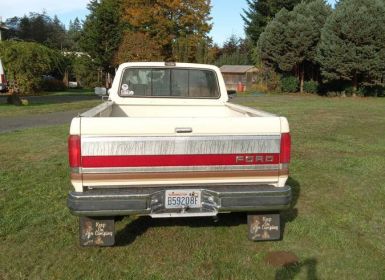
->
[115,212,246,247]
[275,258,318,280]
[280,176,300,238]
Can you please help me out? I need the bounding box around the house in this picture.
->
[220,65,259,92]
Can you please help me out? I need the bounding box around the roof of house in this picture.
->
[220,65,258,74]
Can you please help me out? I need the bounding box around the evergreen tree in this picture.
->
[257,8,293,70]
[214,35,252,66]
[81,0,123,72]
[2,13,68,50]
[258,0,331,92]
[242,0,301,45]
[317,0,385,91]
[68,18,82,51]
[47,15,68,49]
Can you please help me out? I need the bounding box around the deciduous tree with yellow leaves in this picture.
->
[115,0,213,63]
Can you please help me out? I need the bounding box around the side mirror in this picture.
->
[227,90,237,99]
[95,87,107,96]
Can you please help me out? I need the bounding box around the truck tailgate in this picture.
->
[72,117,287,188]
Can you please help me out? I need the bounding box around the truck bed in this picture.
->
[80,101,276,118]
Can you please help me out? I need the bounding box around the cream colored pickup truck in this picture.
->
[67,62,291,246]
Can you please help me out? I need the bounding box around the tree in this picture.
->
[114,31,162,63]
[3,13,68,50]
[258,0,331,92]
[317,0,385,91]
[81,0,123,72]
[46,15,68,49]
[121,0,212,61]
[257,8,293,70]
[68,18,83,51]
[214,35,252,66]
[242,0,301,45]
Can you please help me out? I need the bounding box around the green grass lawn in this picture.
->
[0,95,384,279]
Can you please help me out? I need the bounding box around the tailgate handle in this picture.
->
[175,127,193,133]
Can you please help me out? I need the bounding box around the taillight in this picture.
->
[280,133,291,164]
[68,135,81,168]
[0,74,5,84]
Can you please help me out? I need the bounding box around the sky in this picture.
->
[1,0,337,46]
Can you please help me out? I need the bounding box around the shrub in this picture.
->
[303,80,319,93]
[71,55,100,88]
[358,86,385,97]
[7,94,22,106]
[42,79,66,91]
[326,91,343,97]
[266,72,281,92]
[0,41,66,95]
[281,76,299,93]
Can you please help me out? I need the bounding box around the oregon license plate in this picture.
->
[165,190,201,209]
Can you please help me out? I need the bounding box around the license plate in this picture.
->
[165,189,201,209]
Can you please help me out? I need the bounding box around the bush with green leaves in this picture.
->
[70,55,100,88]
[303,80,319,94]
[281,76,299,93]
[0,41,66,95]
[358,86,385,97]
[41,79,66,91]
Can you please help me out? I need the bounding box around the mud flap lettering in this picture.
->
[248,213,281,241]
[79,217,115,246]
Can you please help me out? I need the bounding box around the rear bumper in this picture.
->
[67,185,292,217]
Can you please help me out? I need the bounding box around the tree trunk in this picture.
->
[300,63,305,94]
[63,69,69,87]
[352,72,358,97]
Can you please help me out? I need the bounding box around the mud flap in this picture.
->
[247,213,281,241]
[79,216,115,246]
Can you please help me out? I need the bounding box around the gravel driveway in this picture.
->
[0,94,99,133]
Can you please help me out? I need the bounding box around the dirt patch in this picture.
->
[264,251,299,267]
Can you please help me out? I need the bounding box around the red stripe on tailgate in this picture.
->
[82,154,279,168]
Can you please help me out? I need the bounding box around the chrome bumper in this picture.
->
[67,185,292,217]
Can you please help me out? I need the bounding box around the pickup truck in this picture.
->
[67,62,291,246]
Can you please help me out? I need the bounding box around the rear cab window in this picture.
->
[119,68,220,99]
